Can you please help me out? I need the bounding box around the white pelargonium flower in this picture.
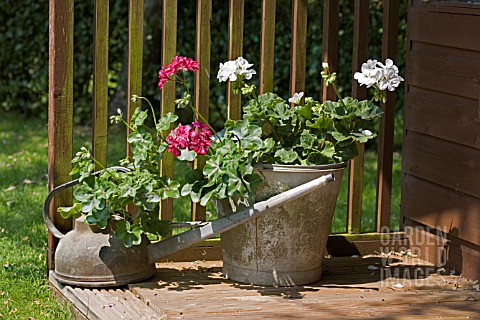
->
[217,60,238,82]
[217,57,256,83]
[288,92,304,104]
[354,59,381,88]
[377,58,404,91]
[322,62,329,69]
[354,58,403,92]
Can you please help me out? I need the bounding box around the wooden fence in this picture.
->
[48,0,401,270]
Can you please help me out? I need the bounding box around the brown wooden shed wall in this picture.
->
[402,0,480,280]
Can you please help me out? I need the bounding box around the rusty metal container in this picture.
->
[52,216,156,287]
[217,163,346,287]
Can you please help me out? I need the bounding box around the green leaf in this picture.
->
[306,116,333,131]
[85,206,110,229]
[321,140,336,158]
[355,100,383,120]
[73,184,93,202]
[200,189,217,206]
[134,110,148,127]
[177,148,197,161]
[114,221,143,247]
[146,193,161,203]
[181,183,194,197]
[156,112,178,131]
[127,132,143,145]
[300,130,316,149]
[57,202,82,219]
[332,129,351,142]
[274,148,299,164]
[306,152,332,165]
[294,103,313,119]
[141,217,170,237]
[227,120,263,150]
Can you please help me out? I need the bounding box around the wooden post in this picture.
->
[260,0,276,94]
[227,0,244,120]
[92,0,109,168]
[290,0,308,97]
[161,0,177,222]
[376,0,399,233]
[192,0,212,222]
[322,0,339,102]
[347,0,369,234]
[127,0,144,156]
[48,0,74,271]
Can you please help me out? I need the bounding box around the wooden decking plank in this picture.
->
[77,288,133,319]
[129,259,479,319]
[49,271,163,319]
[52,258,479,319]
[98,289,162,319]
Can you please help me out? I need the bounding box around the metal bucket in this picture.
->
[217,163,346,287]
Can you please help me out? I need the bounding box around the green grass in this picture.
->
[0,112,75,319]
[332,150,402,233]
[0,111,402,317]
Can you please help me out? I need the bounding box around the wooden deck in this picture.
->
[50,256,480,319]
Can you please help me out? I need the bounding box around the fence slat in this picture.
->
[92,0,109,168]
[192,0,212,221]
[227,0,244,120]
[127,0,144,156]
[376,0,400,232]
[260,0,276,94]
[48,0,74,271]
[290,0,307,97]
[322,0,339,102]
[347,0,369,234]
[161,0,178,222]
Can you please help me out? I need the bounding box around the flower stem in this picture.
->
[177,73,221,141]
[330,79,347,108]
[139,96,158,127]
[121,118,135,132]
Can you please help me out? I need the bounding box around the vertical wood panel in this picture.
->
[127,0,144,156]
[48,0,74,270]
[400,0,414,230]
[161,0,177,222]
[376,0,399,233]
[92,0,109,168]
[260,0,276,94]
[290,0,308,97]
[192,0,212,221]
[348,0,369,234]
[227,0,244,120]
[322,0,339,102]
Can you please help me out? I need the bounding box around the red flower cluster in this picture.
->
[158,55,200,89]
[166,121,212,157]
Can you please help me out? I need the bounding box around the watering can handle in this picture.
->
[42,166,130,239]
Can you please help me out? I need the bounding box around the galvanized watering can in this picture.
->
[43,167,334,287]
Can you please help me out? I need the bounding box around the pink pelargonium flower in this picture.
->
[158,55,200,89]
[171,55,200,73]
[166,121,212,157]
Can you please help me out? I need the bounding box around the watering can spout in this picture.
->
[147,173,334,263]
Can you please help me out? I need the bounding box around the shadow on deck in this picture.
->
[50,256,480,319]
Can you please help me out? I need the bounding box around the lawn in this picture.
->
[0,113,74,319]
[0,111,401,318]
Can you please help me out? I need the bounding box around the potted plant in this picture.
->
[54,55,402,287]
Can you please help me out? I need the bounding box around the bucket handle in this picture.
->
[43,166,130,239]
